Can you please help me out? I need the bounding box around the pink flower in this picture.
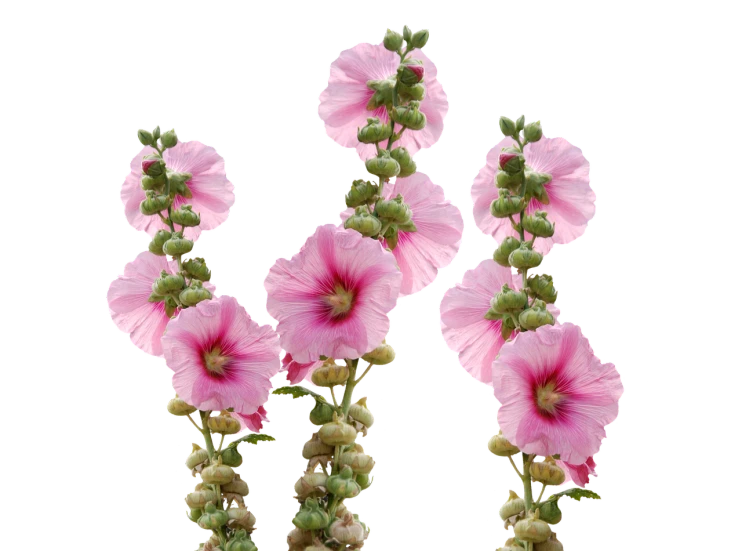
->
[265,225,401,363]
[121,141,235,240]
[340,173,463,296]
[281,353,324,384]
[162,296,281,415]
[492,323,623,464]
[557,457,597,488]
[236,406,268,433]
[440,260,558,385]
[472,137,595,254]
[319,43,448,159]
[107,252,215,356]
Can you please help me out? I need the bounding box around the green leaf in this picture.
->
[227,434,275,448]
[548,488,601,502]
[273,385,326,402]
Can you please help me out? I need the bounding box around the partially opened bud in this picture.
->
[509,242,543,270]
[292,498,330,531]
[496,170,525,192]
[514,511,552,543]
[225,529,257,551]
[357,117,393,144]
[171,205,201,227]
[180,281,212,307]
[162,232,194,256]
[148,230,172,256]
[383,29,404,51]
[222,474,249,496]
[529,457,566,485]
[491,284,528,314]
[391,101,426,130]
[488,431,520,456]
[198,502,229,530]
[390,147,417,178]
[295,471,329,499]
[182,257,211,281]
[499,151,525,174]
[345,180,379,208]
[201,456,235,485]
[361,340,395,365]
[375,195,412,224]
[153,270,185,296]
[302,434,334,459]
[142,157,166,178]
[519,300,555,331]
[344,206,382,237]
[493,237,521,267]
[348,397,374,428]
[186,444,210,470]
[491,189,526,218]
[311,360,350,387]
[522,211,555,238]
[526,274,557,304]
[398,62,425,86]
[318,413,357,446]
[365,150,401,178]
[140,192,171,216]
[168,395,197,416]
[207,411,241,435]
[326,466,361,498]
[499,490,526,520]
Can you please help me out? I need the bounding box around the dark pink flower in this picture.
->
[557,457,597,487]
[236,406,269,433]
[281,354,324,384]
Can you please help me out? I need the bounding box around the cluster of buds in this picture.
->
[138,127,214,316]
[488,432,567,551]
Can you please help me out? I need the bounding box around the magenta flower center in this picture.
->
[323,284,355,318]
[535,382,564,416]
[203,346,229,376]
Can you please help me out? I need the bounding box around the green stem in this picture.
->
[522,453,534,511]
[340,360,358,417]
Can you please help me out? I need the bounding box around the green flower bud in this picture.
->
[207,411,241,435]
[519,300,555,331]
[365,150,400,178]
[185,487,217,509]
[516,115,525,132]
[490,189,526,218]
[390,147,416,178]
[345,180,379,208]
[188,507,202,523]
[182,257,211,282]
[375,194,412,224]
[525,171,552,204]
[309,401,335,426]
[365,78,395,110]
[186,444,210,470]
[514,511,552,544]
[383,29,404,51]
[403,25,412,42]
[163,232,194,256]
[348,397,374,428]
[139,192,171,216]
[198,502,229,530]
[221,446,243,467]
[318,413,357,446]
[397,82,426,102]
[326,466,361,498]
[384,224,399,250]
[222,474,249,496]
[171,205,201,227]
[180,281,212,307]
[161,129,178,149]
[148,230,172,256]
[142,156,166,178]
[167,395,196,416]
[501,315,517,340]
[152,126,161,141]
[344,206,382,238]
[522,211,554,238]
[168,171,194,198]
[529,457,565,485]
[496,170,525,192]
[391,101,426,130]
[140,174,164,191]
[499,117,517,138]
[493,237,521,267]
[488,431,520,456]
[410,29,429,48]
[498,150,526,174]
[302,433,334,460]
[524,121,543,143]
[292,498,330,531]
[357,117,393,144]
[490,284,528,314]
[499,490,526,520]
[294,471,329,499]
[361,340,395,365]
[225,530,257,551]
[165,295,178,318]
[201,457,235,485]
[538,502,562,526]
[138,129,154,146]
[153,270,185,295]
[509,242,543,270]
[398,61,425,86]
[311,361,350,387]
[526,274,557,304]
[356,472,373,490]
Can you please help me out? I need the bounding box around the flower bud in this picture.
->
[295,471,328,499]
[165,295,178,318]
[311,360,350,387]
[148,230,172,256]
[302,433,334,459]
[365,150,401,178]
[383,29,404,51]
[499,117,517,138]
[403,25,412,41]
[398,62,425,86]
[391,101,426,130]
[140,192,171,216]
[180,281,212,307]
[488,431,520,456]
[326,466,361,498]
[348,397,374,428]
[163,232,194,256]
[345,180,379,208]
[318,414,357,446]
[522,211,555,238]
[518,300,555,331]
[375,194,412,224]
[161,129,178,149]
[198,502,229,530]
[496,170,525,192]
[292,498,330,531]
[366,78,395,110]
[168,395,197,416]
[187,444,210,470]
[182,257,211,282]
[493,237,521,267]
[525,171,552,204]
[287,528,313,551]
[357,117,393,144]
[384,224,399,250]
[410,29,429,48]
[514,511,552,544]
[340,450,375,475]
[222,474,249,496]
[138,129,154,146]
[361,340,395,365]
[356,472,373,490]
[524,121,543,143]
[397,82,426,102]
[498,538,526,551]
[310,401,335,426]
[501,315,517,340]
[526,274,557,304]
[186,487,217,509]
[490,284,528,314]
[516,115,525,131]
[509,242,543,270]
[142,156,166,178]
[188,507,202,523]
[390,147,416,178]
[228,507,256,531]
[140,174,164,191]
[490,189,526,218]
[499,490,526,520]
[538,502,562,525]
[225,530,257,551]
[329,513,367,545]
[201,457,235,485]
[306,539,332,551]
[499,151,525,174]
[207,411,241,435]
[529,457,566,486]
[171,205,201,227]
[344,206,382,237]
[153,270,185,295]
[221,446,243,467]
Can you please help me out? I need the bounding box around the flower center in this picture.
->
[536,382,563,415]
[203,346,229,376]
[323,284,355,318]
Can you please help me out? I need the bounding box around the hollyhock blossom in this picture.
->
[492,323,623,464]
[319,43,448,159]
[162,296,281,415]
[121,141,235,240]
[236,406,268,433]
[440,260,558,384]
[281,354,324,384]
[341,173,463,295]
[107,251,215,356]
[557,457,597,488]
[472,137,594,254]
[265,225,401,363]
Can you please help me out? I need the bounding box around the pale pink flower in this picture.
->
[472,137,595,254]
[341,173,463,296]
[493,323,623,464]
[162,296,280,415]
[319,43,448,159]
[121,141,235,240]
[107,252,215,356]
[557,457,597,488]
[265,225,401,363]
[281,353,324,384]
[236,406,268,433]
[440,260,558,385]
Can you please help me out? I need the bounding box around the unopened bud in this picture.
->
[516,115,525,132]
[529,457,565,485]
[522,211,554,238]
[310,401,335,426]
[292,498,330,531]
[398,61,425,86]
[225,530,257,551]
[345,180,379,208]
[499,151,525,174]
[410,29,429,48]
[168,395,197,416]
[326,466,361,498]
[185,487,217,509]
[294,472,328,499]
[519,300,554,330]
[140,192,171,216]
[526,274,557,304]
[490,284,528,314]
[361,340,395,365]
[153,270,185,296]
[391,101,426,131]
[221,446,243,467]
[161,129,178,149]
[198,502,229,530]
[207,411,241,435]
[344,206,382,238]
[201,456,235,485]
[186,444,210,470]
[499,490,526,521]
[171,205,201,227]
[356,472,373,490]
[318,413,357,446]
[383,29,404,51]
[162,232,194,256]
[514,511,552,544]
[348,397,374,428]
[311,361,350,387]
[302,433,334,459]
[390,147,416,178]
[142,156,166,178]
[524,121,543,143]
[222,474,249,496]
[525,171,552,204]
[493,237,521,267]
[357,117,393,144]
[365,150,401,178]
[180,281,212,307]
[508,242,543,270]
[148,230,172,256]
[538,502,562,526]
[499,117,517,138]
[397,82,426,102]
[490,189,525,218]
[182,257,212,281]
[488,431,520,456]
[375,194,412,224]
